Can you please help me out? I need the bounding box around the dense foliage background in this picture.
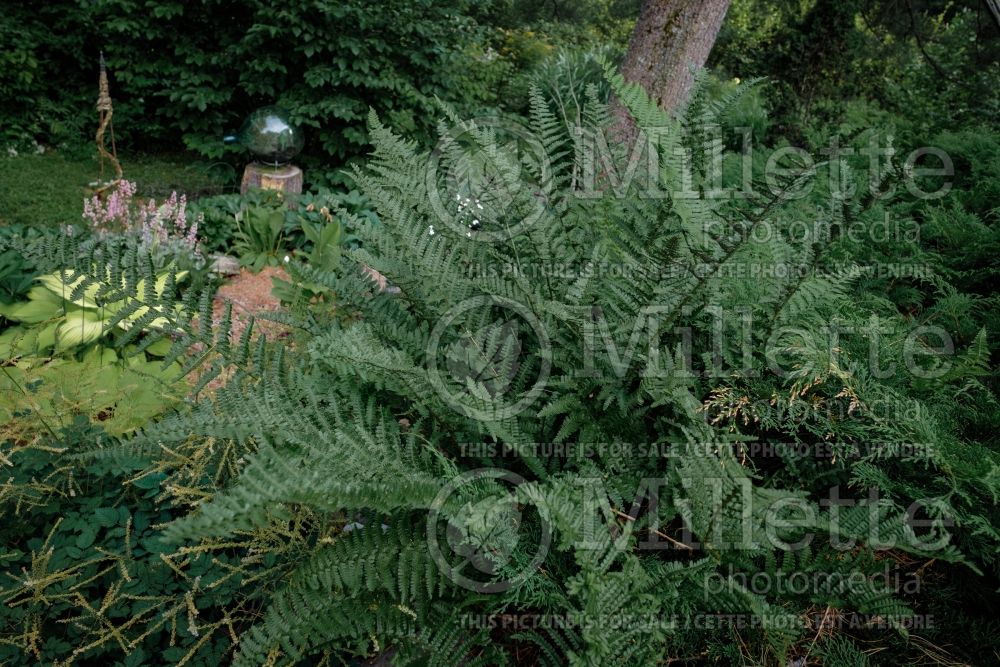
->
[0,0,636,180]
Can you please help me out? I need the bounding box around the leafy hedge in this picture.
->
[1,0,508,168]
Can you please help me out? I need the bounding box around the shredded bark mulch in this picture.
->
[211,265,290,343]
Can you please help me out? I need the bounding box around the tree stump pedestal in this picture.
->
[240,163,303,196]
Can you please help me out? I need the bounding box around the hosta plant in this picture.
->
[0,266,186,358]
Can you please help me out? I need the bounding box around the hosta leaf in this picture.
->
[55,311,106,352]
[38,272,101,309]
[1,286,64,323]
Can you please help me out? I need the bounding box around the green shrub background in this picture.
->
[2,1,506,167]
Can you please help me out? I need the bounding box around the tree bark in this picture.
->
[612,0,732,140]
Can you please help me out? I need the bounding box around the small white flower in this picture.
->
[428,225,435,235]
[466,231,472,238]
[283,255,290,263]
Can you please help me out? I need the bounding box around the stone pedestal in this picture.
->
[240,163,303,196]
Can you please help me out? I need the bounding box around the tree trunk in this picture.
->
[240,164,303,197]
[612,0,732,140]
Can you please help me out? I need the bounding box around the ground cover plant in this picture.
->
[1,0,998,665]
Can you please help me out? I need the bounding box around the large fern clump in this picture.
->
[68,69,1000,666]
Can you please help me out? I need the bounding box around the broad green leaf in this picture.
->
[144,337,173,356]
[1,287,64,323]
[34,322,59,352]
[55,311,106,353]
[1,327,39,357]
[38,272,101,309]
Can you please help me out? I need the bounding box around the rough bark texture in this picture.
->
[612,0,732,140]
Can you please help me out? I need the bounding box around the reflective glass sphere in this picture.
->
[228,107,304,165]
